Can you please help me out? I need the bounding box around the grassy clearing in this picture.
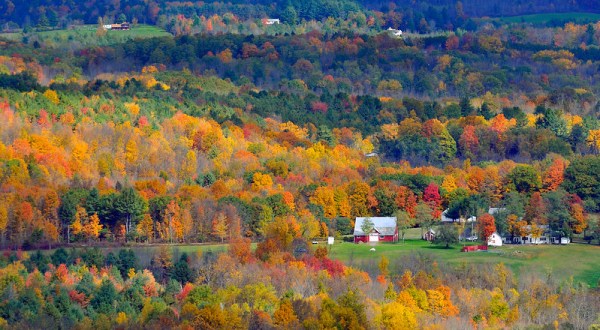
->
[0,24,170,48]
[328,238,600,287]
[488,12,600,25]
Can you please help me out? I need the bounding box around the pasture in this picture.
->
[328,238,600,287]
[0,24,170,48]
[488,12,600,25]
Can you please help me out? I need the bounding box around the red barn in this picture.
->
[353,217,398,243]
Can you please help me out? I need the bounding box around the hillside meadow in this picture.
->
[330,240,600,288]
[489,12,600,25]
[0,24,170,49]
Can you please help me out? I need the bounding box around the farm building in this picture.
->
[262,18,280,25]
[441,207,505,224]
[487,232,502,246]
[103,23,130,30]
[511,225,550,244]
[423,228,436,241]
[441,209,476,223]
[354,217,398,243]
[387,27,403,37]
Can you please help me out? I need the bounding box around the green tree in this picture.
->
[433,224,459,248]
[115,187,147,235]
[374,188,396,216]
[459,97,475,116]
[502,106,528,127]
[478,102,494,120]
[415,202,434,237]
[535,106,568,138]
[91,279,118,315]
[171,253,195,284]
[281,6,298,25]
[37,14,49,29]
[317,125,336,146]
[395,210,414,243]
[507,165,541,194]
[117,249,137,278]
[360,217,374,235]
[562,155,600,203]
[58,189,88,243]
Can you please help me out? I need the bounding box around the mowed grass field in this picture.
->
[328,239,600,287]
[0,24,170,48]
[488,12,600,24]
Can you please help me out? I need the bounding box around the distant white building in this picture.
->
[102,23,130,30]
[263,18,280,25]
[487,232,502,247]
[487,207,505,215]
[441,209,476,223]
[387,27,403,37]
[441,208,505,224]
[551,237,571,245]
[511,225,550,244]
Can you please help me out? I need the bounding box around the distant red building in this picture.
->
[112,23,130,30]
[353,217,398,243]
[423,228,436,241]
[461,245,488,252]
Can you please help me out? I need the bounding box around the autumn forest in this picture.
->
[0,0,599,329]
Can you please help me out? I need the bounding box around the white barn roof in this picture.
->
[354,217,397,236]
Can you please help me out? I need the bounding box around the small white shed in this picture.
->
[487,232,503,247]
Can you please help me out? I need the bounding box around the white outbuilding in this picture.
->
[487,232,503,247]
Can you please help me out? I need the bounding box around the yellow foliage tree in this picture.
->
[0,204,8,241]
[212,212,229,243]
[180,150,197,180]
[71,206,87,236]
[310,186,337,218]
[586,129,600,153]
[124,102,140,116]
[380,301,417,330]
[43,89,60,105]
[164,200,182,243]
[252,172,273,191]
[137,214,154,242]
[84,213,103,240]
[273,299,299,328]
[125,139,138,164]
[116,312,128,325]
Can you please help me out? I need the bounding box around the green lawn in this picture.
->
[0,24,170,48]
[487,12,600,25]
[328,238,600,287]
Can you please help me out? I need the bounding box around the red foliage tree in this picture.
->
[478,213,496,243]
[423,183,442,218]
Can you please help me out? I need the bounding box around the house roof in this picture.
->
[441,209,476,223]
[354,217,397,236]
